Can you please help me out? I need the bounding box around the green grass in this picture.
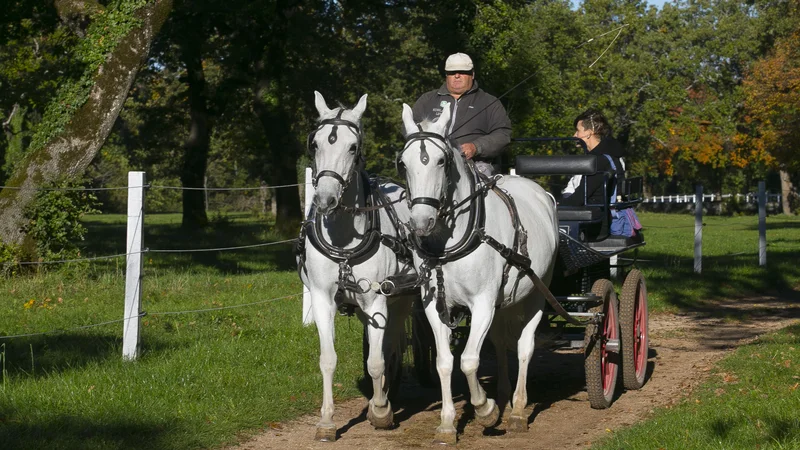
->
[0,213,365,449]
[635,212,800,312]
[1,211,799,449]
[593,323,800,449]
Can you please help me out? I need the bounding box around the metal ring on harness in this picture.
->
[356,277,372,294]
[378,280,396,296]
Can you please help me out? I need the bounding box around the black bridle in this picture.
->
[307,108,363,189]
[396,125,453,212]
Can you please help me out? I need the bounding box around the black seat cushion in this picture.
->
[557,206,603,221]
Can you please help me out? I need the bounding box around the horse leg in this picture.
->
[507,308,544,432]
[312,291,338,441]
[424,297,457,445]
[363,295,394,429]
[489,323,512,409]
[462,300,499,428]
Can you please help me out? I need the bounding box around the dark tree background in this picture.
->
[0,0,797,253]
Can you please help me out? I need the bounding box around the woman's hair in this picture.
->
[574,108,611,138]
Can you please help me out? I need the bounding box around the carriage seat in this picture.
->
[515,155,597,177]
[516,154,612,241]
[514,154,608,223]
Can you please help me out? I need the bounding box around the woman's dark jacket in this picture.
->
[560,137,624,207]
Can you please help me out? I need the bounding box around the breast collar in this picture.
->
[303,171,383,265]
[408,162,486,264]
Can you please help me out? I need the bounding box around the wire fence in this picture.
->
[1,178,309,343]
[0,174,780,345]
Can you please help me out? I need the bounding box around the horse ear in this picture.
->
[314,91,332,117]
[401,103,416,136]
[433,103,451,136]
[351,94,368,121]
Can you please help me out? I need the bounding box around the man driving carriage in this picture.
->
[412,52,512,176]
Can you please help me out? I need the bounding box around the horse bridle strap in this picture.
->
[400,127,452,211]
[309,108,363,188]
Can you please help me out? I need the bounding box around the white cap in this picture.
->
[444,53,473,72]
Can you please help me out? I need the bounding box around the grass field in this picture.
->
[0,211,799,449]
[636,213,800,311]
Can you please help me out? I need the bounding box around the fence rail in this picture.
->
[0,174,776,360]
[644,193,781,204]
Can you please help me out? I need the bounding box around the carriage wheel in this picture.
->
[584,279,620,409]
[411,299,439,387]
[619,269,649,390]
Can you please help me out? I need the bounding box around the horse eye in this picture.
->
[437,158,445,167]
[348,144,357,154]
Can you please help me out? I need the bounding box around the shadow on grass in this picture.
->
[1,333,180,379]
[0,413,175,450]
[80,214,297,274]
[708,415,800,446]
[637,246,800,313]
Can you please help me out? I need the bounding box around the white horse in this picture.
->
[397,103,559,443]
[298,92,416,441]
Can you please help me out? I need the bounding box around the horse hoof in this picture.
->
[507,414,528,432]
[475,399,500,428]
[314,425,337,442]
[432,430,457,445]
[367,401,394,429]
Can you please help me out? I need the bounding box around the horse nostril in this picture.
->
[427,217,434,230]
[327,197,337,208]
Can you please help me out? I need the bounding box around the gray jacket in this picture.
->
[412,81,511,164]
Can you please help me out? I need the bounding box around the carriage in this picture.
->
[408,136,650,410]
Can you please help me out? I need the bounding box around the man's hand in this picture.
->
[460,142,477,159]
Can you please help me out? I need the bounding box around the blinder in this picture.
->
[307,108,364,188]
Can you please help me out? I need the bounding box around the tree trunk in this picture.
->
[0,0,173,247]
[179,30,210,229]
[250,1,302,233]
[252,87,302,233]
[780,169,793,215]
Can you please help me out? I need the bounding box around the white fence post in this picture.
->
[301,167,315,325]
[758,181,767,267]
[694,185,703,274]
[123,171,145,361]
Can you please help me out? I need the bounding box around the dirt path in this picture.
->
[230,295,800,450]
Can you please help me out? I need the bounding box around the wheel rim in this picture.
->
[634,279,647,378]
[602,301,618,396]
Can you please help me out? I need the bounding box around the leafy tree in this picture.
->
[742,4,800,213]
[0,0,173,252]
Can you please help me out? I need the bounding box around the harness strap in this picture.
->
[480,233,594,326]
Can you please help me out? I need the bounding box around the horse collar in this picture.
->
[410,166,486,263]
[304,172,382,265]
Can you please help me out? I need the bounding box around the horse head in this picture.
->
[398,103,454,236]
[309,91,368,214]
